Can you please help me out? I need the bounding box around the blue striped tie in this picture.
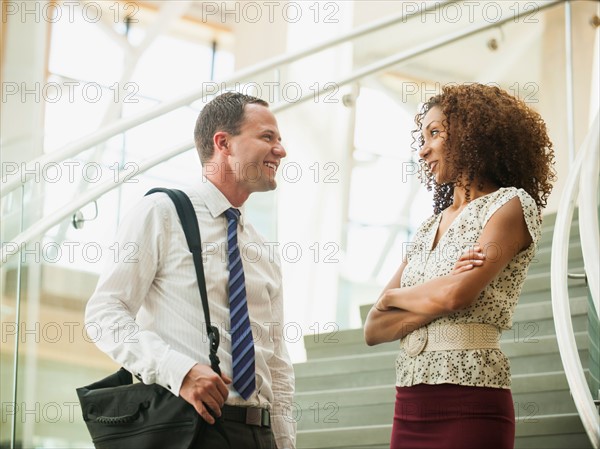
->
[224,208,256,400]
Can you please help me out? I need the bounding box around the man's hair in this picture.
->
[194,92,269,164]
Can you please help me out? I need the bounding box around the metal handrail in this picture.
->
[0,0,564,265]
[0,141,193,265]
[551,113,600,449]
[1,0,455,197]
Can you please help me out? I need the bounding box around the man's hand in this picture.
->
[451,246,485,275]
[179,364,232,424]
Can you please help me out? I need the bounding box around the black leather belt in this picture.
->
[221,404,270,428]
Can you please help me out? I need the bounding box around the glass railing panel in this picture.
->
[587,191,600,400]
[589,288,600,399]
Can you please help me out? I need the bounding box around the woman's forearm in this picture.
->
[378,275,467,316]
[364,306,436,346]
[363,260,439,346]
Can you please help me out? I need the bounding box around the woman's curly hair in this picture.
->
[412,83,556,214]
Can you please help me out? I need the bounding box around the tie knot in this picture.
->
[225,208,241,222]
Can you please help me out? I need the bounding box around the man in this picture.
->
[85,92,295,448]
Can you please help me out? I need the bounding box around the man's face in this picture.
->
[227,104,286,194]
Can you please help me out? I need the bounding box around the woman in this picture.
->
[364,83,555,449]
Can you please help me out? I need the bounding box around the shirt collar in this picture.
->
[191,176,245,228]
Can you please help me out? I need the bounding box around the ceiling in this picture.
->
[350,0,555,109]
[124,0,567,110]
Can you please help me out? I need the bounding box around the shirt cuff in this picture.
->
[272,414,296,449]
[156,349,198,396]
[275,436,295,449]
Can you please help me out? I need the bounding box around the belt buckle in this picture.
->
[245,407,262,426]
[402,327,427,357]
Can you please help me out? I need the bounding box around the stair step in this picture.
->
[360,280,588,324]
[538,215,580,245]
[294,370,585,403]
[293,374,582,431]
[538,224,580,248]
[295,351,397,379]
[309,298,589,360]
[512,295,587,322]
[538,210,578,229]
[296,413,592,448]
[520,267,586,296]
[295,333,591,391]
[295,333,591,377]
[504,331,589,360]
[295,368,396,392]
[515,432,593,449]
[527,241,583,274]
[515,413,591,438]
[502,314,588,344]
[510,349,590,376]
[297,424,390,449]
[293,389,581,432]
[293,371,592,444]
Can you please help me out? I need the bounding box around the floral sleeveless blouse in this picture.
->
[396,187,541,389]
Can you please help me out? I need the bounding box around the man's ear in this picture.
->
[213,131,231,155]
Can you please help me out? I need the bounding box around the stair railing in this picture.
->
[551,112,600,449]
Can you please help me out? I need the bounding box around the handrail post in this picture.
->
[9,185,25,449]
[565,0,576,165]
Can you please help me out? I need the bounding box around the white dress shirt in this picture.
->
[85,177,296,449]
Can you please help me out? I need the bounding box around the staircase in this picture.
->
[294,211,595,449]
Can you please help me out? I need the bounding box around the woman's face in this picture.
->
[418,106,452,184]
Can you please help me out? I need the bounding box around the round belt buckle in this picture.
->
[403,327,427,357]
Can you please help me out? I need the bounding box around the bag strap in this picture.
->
[145,188,222,376]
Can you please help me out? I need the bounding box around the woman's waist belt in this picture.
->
[401,323,501,357]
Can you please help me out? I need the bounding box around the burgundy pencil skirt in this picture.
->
[390,383,515,449]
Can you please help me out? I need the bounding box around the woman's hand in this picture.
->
[452,246,485,275]
[373,291,393,312]
[365,261,436,345]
